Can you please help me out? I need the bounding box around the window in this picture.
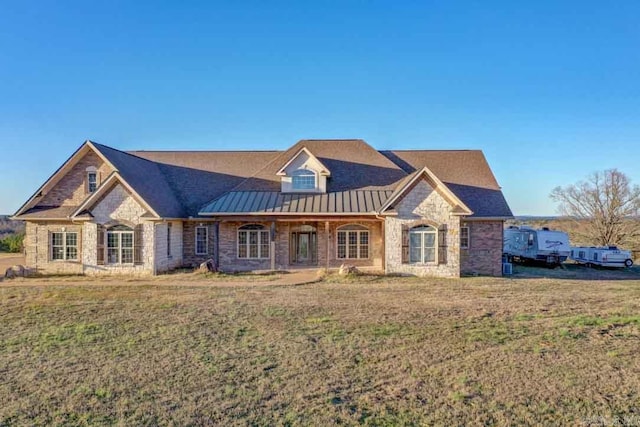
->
[337,224,369,259]
[238,224,270,259]
[460,226,469,249]
[107,225,134,264]
[409,225,437,264]
[195,226,208,255]
[51,232,78,261]
[167,222,172,257]
[86,166,98,193]
[88,172,97,192]
[292,169,316,190]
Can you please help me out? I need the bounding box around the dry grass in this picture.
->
[2,273,640,425]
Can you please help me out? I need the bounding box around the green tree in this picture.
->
[0,233,24,253]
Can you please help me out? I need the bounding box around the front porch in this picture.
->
[216,218,384,273]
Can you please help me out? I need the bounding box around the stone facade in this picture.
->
[460,220,504,277]
[385,180,461,278]
[84,183,155,275]
[39,151,113,207]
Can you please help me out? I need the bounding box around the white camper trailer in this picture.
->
[570,246,634,268]
[504,226,571,265]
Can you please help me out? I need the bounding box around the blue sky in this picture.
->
[1,1,639,215]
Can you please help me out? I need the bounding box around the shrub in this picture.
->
[0,233,24,253]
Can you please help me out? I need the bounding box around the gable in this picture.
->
[381,168,473,216]
[38,150,113,207]
[277,147,330,176]
[394,180,456,222]
[13,142,117,218]
[90,183,150,225]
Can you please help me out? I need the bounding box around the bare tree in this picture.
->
[550,169,640,247]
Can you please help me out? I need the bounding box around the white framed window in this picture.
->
[460,226,470,249]
[336,224,369,259]
[86,166,98,193]
[292,169,316,191]
[51,232,78,261]
[238,224,270,259]
[409,225,437,264]
[107,225,134,264]
[195,226,208,255]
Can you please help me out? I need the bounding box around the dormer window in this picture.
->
[86,166,98,193]
[277,147,330,193]
[292,169,316,191]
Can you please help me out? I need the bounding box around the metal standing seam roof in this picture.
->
[200,190,394,215]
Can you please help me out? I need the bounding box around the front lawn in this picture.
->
[1,276,639,425]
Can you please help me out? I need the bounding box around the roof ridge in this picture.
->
[297,138,365,142]
[127,150,282,153]
[381,149,479,152]
[90,141,163,166]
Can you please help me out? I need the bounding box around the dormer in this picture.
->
[277,147,331,193]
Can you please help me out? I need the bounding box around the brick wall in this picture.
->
[155,221,183,273]
[385,180,461,278]
[219,221,272,272]
[182,221,217,267]
[460,220,504,277]
[326,221,383,270]
[217,220,384,272]
[39,151,113,207]
[24,221,84,275]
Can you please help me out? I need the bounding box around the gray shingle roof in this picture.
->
[129,150,280,217]
[17,205,79,220]
[92,143,185,218]
[232,140,407,192]
[380,150,513,218]
[17,139,513,220]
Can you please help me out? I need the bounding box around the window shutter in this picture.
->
[438,224,448,265]
[97,225,105,265]
[401,225,409,264]
[134,224,144,265]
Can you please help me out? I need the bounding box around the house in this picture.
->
[11,139,513,277]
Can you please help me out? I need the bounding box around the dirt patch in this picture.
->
[0,253,25,275]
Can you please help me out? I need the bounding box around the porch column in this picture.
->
[270,221,276,271]
[325,221,330,270]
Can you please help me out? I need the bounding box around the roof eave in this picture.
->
[463,215,514,221]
